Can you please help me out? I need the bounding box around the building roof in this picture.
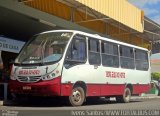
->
[1,0,160,44]
[144,17,160,42]
[72,0,144,32]
[59,0,160,42]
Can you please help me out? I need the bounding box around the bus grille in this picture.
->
[17,76,41,83]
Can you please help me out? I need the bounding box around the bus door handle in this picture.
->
[94,65,98,69]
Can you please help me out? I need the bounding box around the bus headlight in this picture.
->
[10,74,16,80]
[42,73,55,81]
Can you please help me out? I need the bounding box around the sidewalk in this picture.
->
[131,94,160,100]
[0,100,15,106]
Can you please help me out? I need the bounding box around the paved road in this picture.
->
[1,97,160,116]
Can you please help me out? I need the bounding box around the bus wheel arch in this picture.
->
[69,81,87,106]
[125,84,133,95]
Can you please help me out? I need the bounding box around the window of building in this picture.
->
[88,38,101,65]
[135,49,149,71]
[101,42,119,67]
[120,46,135,69]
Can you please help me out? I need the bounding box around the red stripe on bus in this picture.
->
[61,83,150,96]
[9,78,150,97]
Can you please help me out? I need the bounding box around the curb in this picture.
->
[0,100,16,106]
[0,101,4,106]
[131,95,160,100]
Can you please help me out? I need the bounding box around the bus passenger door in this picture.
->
[61,34,87,96]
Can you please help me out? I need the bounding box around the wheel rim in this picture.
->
[72,89,82,103]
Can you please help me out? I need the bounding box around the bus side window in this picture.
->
[135,49,149,71]
[101,42,119,67]
[64,35,86,68]
[120,46,135,69]
[88,38,101,65]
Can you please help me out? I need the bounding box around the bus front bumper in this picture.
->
[9,77,61,96]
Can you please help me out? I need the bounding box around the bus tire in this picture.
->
[116,88,131,103]
[69,86,85,106]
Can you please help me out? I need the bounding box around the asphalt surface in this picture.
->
[1,97,160,116]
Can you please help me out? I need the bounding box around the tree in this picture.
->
[151,72,160,81]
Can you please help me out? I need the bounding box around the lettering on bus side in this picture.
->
[18,70,40,75]
[106,71,125,78]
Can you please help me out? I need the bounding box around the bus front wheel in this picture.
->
[116,88,131,103]
[69,87,85,106]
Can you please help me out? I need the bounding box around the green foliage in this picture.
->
[151,72,160,81]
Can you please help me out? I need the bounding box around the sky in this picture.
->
[128,0,160,24]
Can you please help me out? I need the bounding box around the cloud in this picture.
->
[128,0,160,24]
[143,8,159,16]
[152,15,160,24]
[128,0,160,9]
[145,0,160,5]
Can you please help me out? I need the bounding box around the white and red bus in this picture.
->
[9,30,151,106]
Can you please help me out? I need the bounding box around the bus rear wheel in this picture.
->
[69,87,85,106]
[116,88,131,103]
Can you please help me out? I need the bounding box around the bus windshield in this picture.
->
[15,32,73,64]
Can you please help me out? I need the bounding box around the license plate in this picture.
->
[23,86,31,90]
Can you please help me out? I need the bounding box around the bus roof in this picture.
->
[40,30,148,51]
